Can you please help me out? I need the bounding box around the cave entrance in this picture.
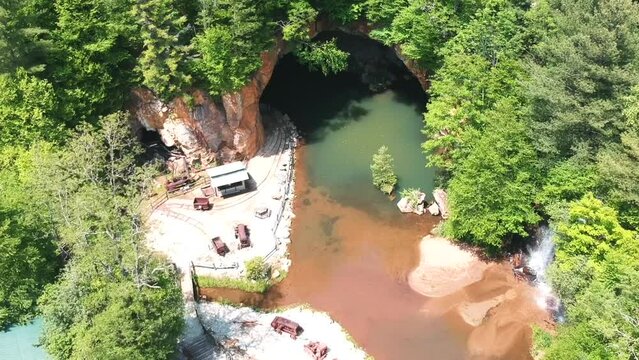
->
[261,30,427,137]
[260,30,434,209]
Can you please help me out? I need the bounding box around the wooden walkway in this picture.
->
[180,333,216,360]
[177,263,218,360]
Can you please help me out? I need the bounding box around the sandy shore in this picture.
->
[198,302,369,360]
[408,235,489,297]
[408,235,554,359]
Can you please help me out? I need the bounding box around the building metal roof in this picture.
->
[206,162,249,187]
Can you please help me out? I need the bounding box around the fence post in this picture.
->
[190,261,200,302]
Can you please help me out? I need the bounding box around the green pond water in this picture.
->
[262,54,436,210]
[0,318,47,360]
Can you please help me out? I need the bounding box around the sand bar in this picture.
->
[408,235,488,297]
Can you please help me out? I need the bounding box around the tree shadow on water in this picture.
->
[390,76,429,113]
[260,54,372,144]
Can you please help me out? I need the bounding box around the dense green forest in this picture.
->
[1,0,638,358]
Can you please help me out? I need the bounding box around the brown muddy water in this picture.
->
[204,151,541,360]
[202,50,547,359]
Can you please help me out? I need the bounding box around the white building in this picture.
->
[206,162,250,197]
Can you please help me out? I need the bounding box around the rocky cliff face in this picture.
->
[130,28,428,165]
[394,47,430,91]
[130,46,280,165]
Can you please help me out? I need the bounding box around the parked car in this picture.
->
[211,237,229,256]
[234,224,251,249]
[270,316,302,339]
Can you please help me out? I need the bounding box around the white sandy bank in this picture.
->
[197,302,368,360]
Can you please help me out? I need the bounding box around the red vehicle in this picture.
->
[270,316,302,339]
[304,341,328,360]
[211,237,229,256]
[234,224,251,249]
[193,197,211,211]
[165,176,191,193]
[200,185,215,198]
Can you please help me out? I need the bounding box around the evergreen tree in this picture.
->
[0,0,53,74]
[527,0,639,159]
[52,0,139,123]
[370,145,398,194]
[193,0,272,95]
[133,0,191,100]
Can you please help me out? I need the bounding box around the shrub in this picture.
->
[196,275,270,293]
[245,257,270,282]
[400,188,422,208]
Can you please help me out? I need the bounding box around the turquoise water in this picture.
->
[0,318,47,360]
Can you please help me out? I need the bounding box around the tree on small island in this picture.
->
[370,145,398,195]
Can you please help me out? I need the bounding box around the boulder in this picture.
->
[397,197,412,213]
[433,189,450,219]
[271,270,281,279]
[397,191,427,215]
[427,202,440,216]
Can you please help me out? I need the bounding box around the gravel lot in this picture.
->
[198,302,369,360]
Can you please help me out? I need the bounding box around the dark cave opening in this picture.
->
[260,30,428,137]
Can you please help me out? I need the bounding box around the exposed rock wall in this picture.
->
[130,46,280,165]
[394,47,430,91]
[130,25,428,164]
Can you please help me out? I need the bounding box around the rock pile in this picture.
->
[397,190,427,215]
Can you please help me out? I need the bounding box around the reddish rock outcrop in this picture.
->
[394,46,430,91]
[130,26,428,165]
[130,46,280,165]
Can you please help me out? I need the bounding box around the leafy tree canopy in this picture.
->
[444,101,539,249]
[0,68,64,147]
[542,194,639,359]
[17,113,186,359]
[554,193,635,272]
[0,182,60,329]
